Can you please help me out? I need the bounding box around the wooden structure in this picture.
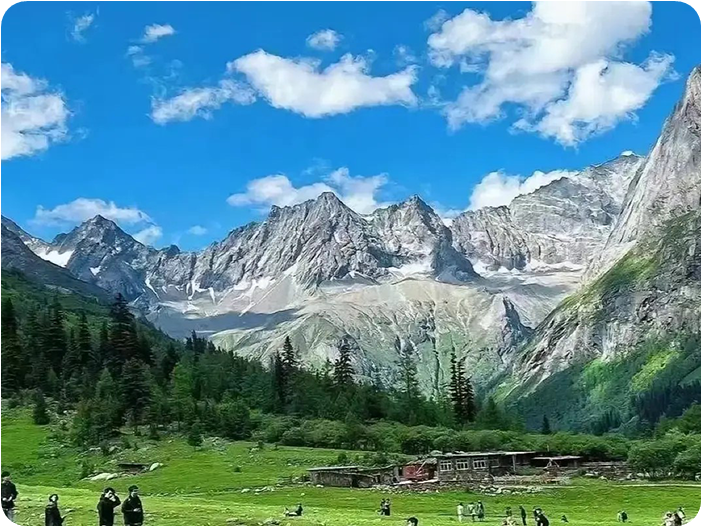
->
[308,465,399,488]
[401,458,437,482]
[531,455,582,470]
[436,451,537,481]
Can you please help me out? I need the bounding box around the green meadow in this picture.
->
[2,409,699,526]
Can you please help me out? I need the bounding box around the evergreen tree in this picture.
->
[32,390,50,425]
[282,336,297,372]
[108,293,140,367]
[187,420,203,448]
[1,297,26,391]
[43,297,67,377]
[76,312,95,370]
[333,338,354,388]
[218,398,252,440]
[448,348,464,422]
[462,376,476,422]
[159,343,179,383]
[271,352,288,411]
[541,415,552,435]
[120,359,151,432]
[171,362,196,428]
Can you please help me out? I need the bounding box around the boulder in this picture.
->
[149,463,162,472]
[90,472,119,481]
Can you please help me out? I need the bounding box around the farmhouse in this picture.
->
[436,451,538,481]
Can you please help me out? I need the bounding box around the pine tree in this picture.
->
[397,339,420,419]
[1,297,26,391]
[282,336,297,372]
[120,358,151,432]
[43,297,67,377]
[32,390,50,425]
[541,415,552,435]
[159,343,179,383]
[76,312,94,370]
[271,352,288,412]
[333,338,354,388]
[187,419,203,448]
[109,293,140,366]
[462,376,476,422]
[448,348,464,423]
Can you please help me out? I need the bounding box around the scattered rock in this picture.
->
[149,463,162,472]
[241,488,251,493]
[262,518,280,526]
[90,473,119,481]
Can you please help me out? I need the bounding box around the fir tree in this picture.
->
[1,297,26,391]
[120,358,151,432]
[43,297,67,377]
[32,390,50,425]
[108,293,140,366]
[282,336,297,372]
[542,415,552,435]
[271,352,288,411]
[187,420,203,448]
[458,375,474,422]
[333,338,354,388]
[448,348,464,423]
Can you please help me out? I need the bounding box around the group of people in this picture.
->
[457,501,486,522]
[1,472,144,526]
[379,498,392,516]
[663,508,686,526]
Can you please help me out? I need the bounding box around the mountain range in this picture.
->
[3,67,700,431]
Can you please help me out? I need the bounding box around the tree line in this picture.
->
[1,279,499,449]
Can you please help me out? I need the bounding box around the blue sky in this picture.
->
[2,1,699,250]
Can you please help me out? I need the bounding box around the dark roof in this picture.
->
[532,455,582,461]
[438,451,537,458]
[308,465,359,472]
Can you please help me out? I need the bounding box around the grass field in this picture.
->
[1,409,699,526]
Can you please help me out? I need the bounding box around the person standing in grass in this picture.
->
[122,485,144,526]
[44,494,64,526]
[519,506,527,525]
[1,471,18,522]
[97,488,121,526]
[476,501,485,521]
[467,502,476,521]
[458,502,465,522]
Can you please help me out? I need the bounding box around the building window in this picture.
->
[472,459,488,469]
[456,460,471,471]
[440,461,453,472]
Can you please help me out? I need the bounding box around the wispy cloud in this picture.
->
[306,29,342,51]
[69,12,96,43]
[141,23,176,44]
[1,63,70,160]
[227,167,391,214]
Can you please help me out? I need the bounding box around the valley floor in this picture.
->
[2,410,700,526]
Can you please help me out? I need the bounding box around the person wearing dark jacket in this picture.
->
[97,488,121,526]
[519,506,528,526]
[44,494,64,526]
[1,471,18,522]
[122,486,144,526]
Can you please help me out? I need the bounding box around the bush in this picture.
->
[674,444,701,479]
[32,390,50,425]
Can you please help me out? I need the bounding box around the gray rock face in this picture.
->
[586,66,702,279]
[451,154,642,272]
[506,67,701,414]
[1,224,107,300]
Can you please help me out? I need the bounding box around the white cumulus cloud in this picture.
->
[70,13,95,42]
[33,198,153,226]
[230,50,418,118]
[1,63,70,160]
[427,2,674,145]
[306,29,342,51]
[151,80,256,124]
[187,225,208,235]
[141,23,176,43]
[468,169,577,210]
[227,167,391,214]
[133,225,163,245]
